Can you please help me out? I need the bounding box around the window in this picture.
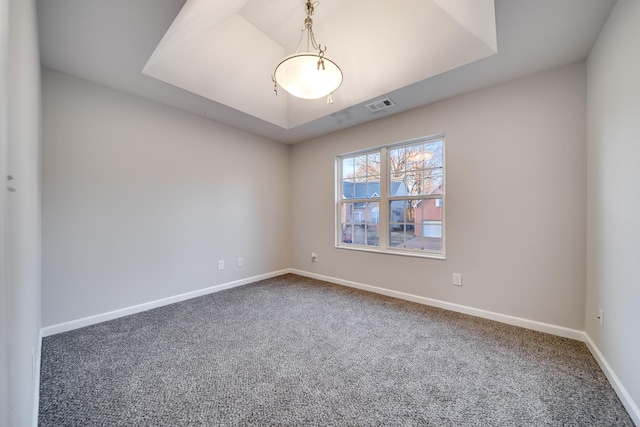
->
[337,135,444,258]
[340,151,380,247]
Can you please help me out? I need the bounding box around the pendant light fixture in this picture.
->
[272,0,342,103]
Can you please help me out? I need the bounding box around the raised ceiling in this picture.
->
[37,0,616,143]
[142,0,497,129]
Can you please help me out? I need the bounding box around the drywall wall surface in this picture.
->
[0,1,8,422]
[291,63,587,330]
[41,69,291,326]
[586,0,640,413]
[3,0,42,425]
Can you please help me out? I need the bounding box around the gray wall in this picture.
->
[586,0,640,416]
[291,63,587,330]
[0,0,8,419]
[1,0,42,425]
[41,69,291,326]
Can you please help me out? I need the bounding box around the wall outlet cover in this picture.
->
[453,273,462,286]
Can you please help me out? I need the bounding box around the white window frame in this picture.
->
[336,134,445,259]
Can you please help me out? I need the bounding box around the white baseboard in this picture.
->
[584,334,640,426]
[41,269,291,337]
[32,328,42,427]
[290,269,585,341]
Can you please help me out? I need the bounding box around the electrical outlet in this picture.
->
[217,260,224,270]
[237,257,243,267]
[452,273,462,287]
[311,252,318,262]
[598,309,604,326]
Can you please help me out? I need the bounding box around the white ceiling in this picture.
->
[36,0,616,143]
[142,0,497,129]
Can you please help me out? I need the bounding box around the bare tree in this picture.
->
[392,144,442,194]
[346,153,380,182]
[345,141,443,201]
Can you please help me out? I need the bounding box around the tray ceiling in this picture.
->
[37,0,617,143]
[142,0,497,129]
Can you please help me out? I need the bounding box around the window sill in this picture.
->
[335,244,446,260]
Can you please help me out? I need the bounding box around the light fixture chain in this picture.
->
[272,0,342,100]
[308,26,324,53]
[305,0,319,17]
[294,28,305,54]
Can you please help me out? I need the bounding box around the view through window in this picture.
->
[337,135,445,258]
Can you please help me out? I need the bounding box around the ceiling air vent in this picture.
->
[365,97,396,113]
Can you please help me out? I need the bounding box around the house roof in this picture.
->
[342,180,403,200]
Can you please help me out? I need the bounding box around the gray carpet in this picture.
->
[39,274,634,426]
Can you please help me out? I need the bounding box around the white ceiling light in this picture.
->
[272,0,342,103]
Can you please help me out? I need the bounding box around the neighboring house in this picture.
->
[413,184,443,238]
[341,179,443,244]
[341,180,405,243]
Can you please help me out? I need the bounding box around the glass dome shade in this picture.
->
[273,53,343,100]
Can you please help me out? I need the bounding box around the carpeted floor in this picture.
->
[39,274,634,426]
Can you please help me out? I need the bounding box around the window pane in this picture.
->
[389,147,406,181]
[342,157,354,179]
[365,224,379,246]
[405,170,423,196]
[371,206,380,224]
[423,141,443,167]
[342,180,356,200]
[389,200,417,248]
[366,175,381,198]
[341,203,354,224]
[342,152,382,200]
[340,202,379,246]
[389,223,406,247]
[343,153,380,182]
[389,178,404,197]
[352,154,367,181]
[367,152,381,175]
[365,202,379,223]
[344,223,379,246]
[351,225,366,245]
[340,202,353,243]
[416,198,443,251]
[388,198,443,251]
[404,169,444,196]
[389,140,443,197]
[341,224,353,244]
[423,169,443,195]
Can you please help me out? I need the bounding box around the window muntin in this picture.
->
[340,149,381,247]
[337,135,444,258]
